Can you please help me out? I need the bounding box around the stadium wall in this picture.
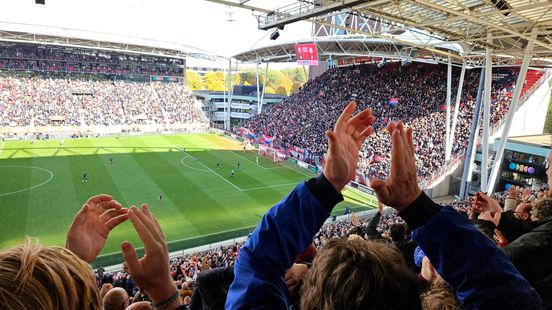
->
[307,61,328,81]
[507,70,552,136]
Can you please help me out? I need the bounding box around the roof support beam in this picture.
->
[487,27,538,194]
[480,32,493,192]
[407,0,552,52]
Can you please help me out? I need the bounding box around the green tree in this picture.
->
[186,71,204,90]
[275,86,288,96]
[266,70,292,95]
[204,71,225,91]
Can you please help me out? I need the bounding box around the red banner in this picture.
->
[295,43,319,66]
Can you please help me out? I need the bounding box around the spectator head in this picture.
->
[125,301,152,310]
[102,287,129,310]
[390,224,406,242]
[514,202,532,220]
[531,198,552,222]
[0,239,100,309]
[300,238,421,310]
[183,296,191,305]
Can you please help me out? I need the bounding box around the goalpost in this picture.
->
[258,144,284,164]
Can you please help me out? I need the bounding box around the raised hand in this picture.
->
[351,213,361,227]
[474,192,502,214]
[122,204,181,309]
[370,122,421,212]
[508,186,518,199]
[521,188,532,202]
[324,101,375,192]
[66,194,129,263]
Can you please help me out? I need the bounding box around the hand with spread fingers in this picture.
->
[122,204,182,309]
[324,101,376,192]
[370,122,422,212]
[474,192,502,214]
[66,194,129,263]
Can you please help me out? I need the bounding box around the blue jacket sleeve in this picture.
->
[225,175,343,309]
[402,193,543,310]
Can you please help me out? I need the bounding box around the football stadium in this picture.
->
[1,0,552,309]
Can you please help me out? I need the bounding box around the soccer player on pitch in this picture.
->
[231,169,235,177]
[238,161,241,170]
[82,171,87,183]
[159,193,164,205]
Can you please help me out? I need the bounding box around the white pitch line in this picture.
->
[174,144,243,191]
[173,144,303,192]
[0,142,4,156]
[0,166,54,197]
[97,224,259,258]
[180,157,211,172]
[241,182,298,192]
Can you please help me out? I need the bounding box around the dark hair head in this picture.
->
[390,224,406,242]
[301,238,421,310]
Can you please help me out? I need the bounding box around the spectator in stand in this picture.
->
[476,185,552,307]
[244,63,535,185]
[0,76,207,127]
[225,102,543,309]
[103,287,130,310]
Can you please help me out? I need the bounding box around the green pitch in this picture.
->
[0,133,375,266]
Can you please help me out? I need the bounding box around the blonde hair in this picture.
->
[0,239,101,309]
[421,281,461,310]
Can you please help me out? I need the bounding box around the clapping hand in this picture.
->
[122,205,181,308]
[370,122,421,212]
[66,194,129,263]
[324,101,375,192]
[474,192,502,214]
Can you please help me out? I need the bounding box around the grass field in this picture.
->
[0,133,375,266]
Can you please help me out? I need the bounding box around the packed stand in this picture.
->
[0,75,207,126]
[1,100,551,310]
[0,44,183,77]
[245,63,535,183]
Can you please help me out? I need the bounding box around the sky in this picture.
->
[0,0,312,67]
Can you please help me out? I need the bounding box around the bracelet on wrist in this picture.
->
[150,291,180,309]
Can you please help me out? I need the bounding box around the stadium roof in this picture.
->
[0,22,225,61]
[209,0,552,67]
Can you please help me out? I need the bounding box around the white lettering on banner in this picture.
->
[277,152,287,159]
[298,161,309,169]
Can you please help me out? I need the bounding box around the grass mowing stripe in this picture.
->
[0,133,376,267]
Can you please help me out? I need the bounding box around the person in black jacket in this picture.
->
[477,194,552,309]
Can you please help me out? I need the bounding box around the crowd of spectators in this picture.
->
[88,184,549,309]
[1,102,550,309]
[0,75,207,127]
[245,63,535,183]
[0,44,183,77]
